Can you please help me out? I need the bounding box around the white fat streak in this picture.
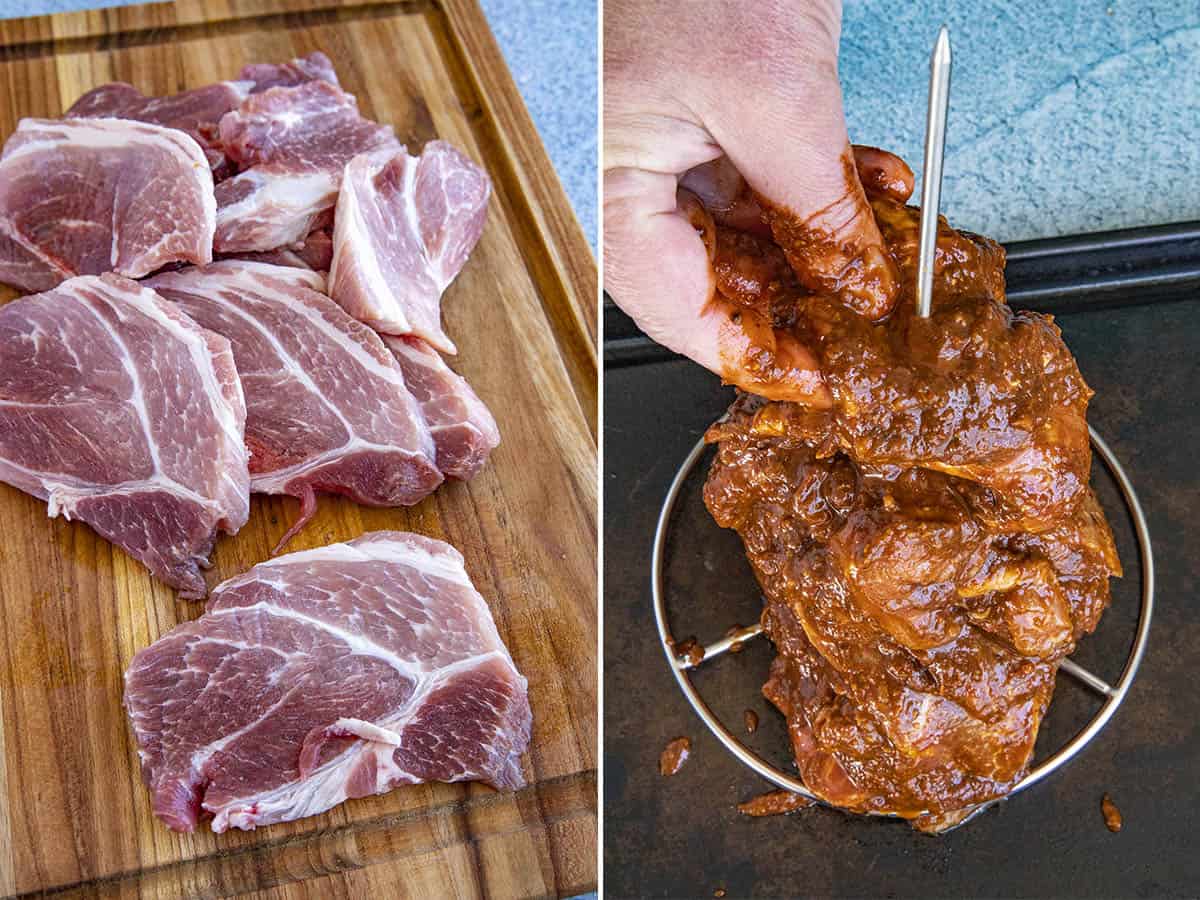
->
[0,216,74,280]
[151,270,428,490]
[76,281,166,475]
[327,717,403,745]
[0,452,223,515]
[238,536,513,678]
[193,144,217,259]
[205,649,517,832]
[386,333,446,372]
[5,117,210,169]
[227,80,255,102]
[213,533,471,593]
[266,279,417,386]
[112,280,246,517]
[87,278,247,480]
[223,258,326,293]
[400,150,429,287]
[189,684,301,774]
[161,261,435,469]
[204,262,407,386]
[109,180,121,267]
[423,153,454,291]
[210,739,416,832]
[216,170,336,249]
[152,259,325,296]
[43,476,217,518]
[330,152,412,331]
[207,599,427,680]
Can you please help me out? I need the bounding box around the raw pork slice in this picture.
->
[220,227,333,272]
[0,117,215,292]
[240,51,340,92]
[384,335,499,479]
[328,141,490,352]
[214,80,400,252]
[124,531,532,833]
[0,274,249,597]
[147,261,442,548]
[66,80,251,178]
[294,228,334,271]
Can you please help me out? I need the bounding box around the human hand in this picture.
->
[603,0,910,404]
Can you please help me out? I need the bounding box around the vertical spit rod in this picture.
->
[916,26,952,318]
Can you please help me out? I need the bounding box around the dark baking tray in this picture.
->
[603,222,1200,898]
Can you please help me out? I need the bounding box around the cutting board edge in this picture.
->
[29,768,598,897]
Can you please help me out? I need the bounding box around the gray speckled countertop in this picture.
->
[482,0,596,249]
[1,0,598,250]
[840,0,1200,241]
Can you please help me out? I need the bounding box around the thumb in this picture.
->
[603,166,830,406]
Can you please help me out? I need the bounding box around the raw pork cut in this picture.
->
[328,141,490,352]
[220,227,333,272]
[0,117,216,292]
[294,228,334,271]
[147,261,442,547]
[0,274,249,597]
[384,335,499,479]
[66,80,251,178]
[214,80,400,252]
[240,51,340,92]
[124,531,532,833]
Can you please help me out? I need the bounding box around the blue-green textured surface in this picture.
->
[840,1,1200,241]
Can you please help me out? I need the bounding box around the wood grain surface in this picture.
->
[0,1,598,896]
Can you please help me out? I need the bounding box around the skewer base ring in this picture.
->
[651,426,1154,827]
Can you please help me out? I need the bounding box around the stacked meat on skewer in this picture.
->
[694,147,1121,832]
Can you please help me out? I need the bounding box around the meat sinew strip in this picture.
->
[383,335,499,480]
[214,80,400,253]
[147,261,442,548]
[0,274,249,597]
[124,530,532,833]
[328,141,490,352]
[0,117,216,292]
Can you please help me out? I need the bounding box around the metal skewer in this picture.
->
[916,26,952,318]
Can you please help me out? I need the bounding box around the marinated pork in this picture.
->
[124,531,532,833]
[698,148,1120,831]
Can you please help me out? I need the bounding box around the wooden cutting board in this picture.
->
[0,1,597,896]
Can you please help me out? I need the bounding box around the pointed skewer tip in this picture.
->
[933,26,952,64]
